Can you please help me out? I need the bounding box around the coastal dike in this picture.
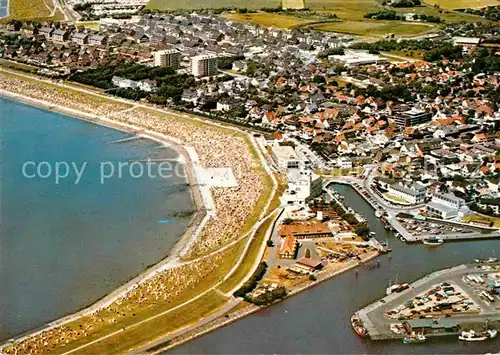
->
[0,69,278,354]
[143,250,381,354]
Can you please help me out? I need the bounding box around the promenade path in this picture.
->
[0,69,280,354]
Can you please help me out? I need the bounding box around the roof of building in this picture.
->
[272,145,299,162]
[296,257,322,269]
[279,220,331,237]
[279,235,297,256]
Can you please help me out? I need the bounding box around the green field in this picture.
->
[147,0,490,38]
[424,0,499,9]
[226,12,313,28]
[315,21,436,37]
[146,0,280,10]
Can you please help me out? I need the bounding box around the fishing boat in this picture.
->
[375,210,383,218]
[458,330,488,342]
[351,314,369,338]
[423,236,444,246]
[402,334,426,344]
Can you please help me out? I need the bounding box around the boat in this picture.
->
[386,283,409,296]
[351,314,369,338]
[423,236,444,246]
[486,329,498,339]
[474,257,498,264]
[458,330,489,342]
[402,334,427,344]
[375,210,383,218]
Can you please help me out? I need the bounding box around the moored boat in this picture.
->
[458,330,488,342]
[474,257,498,264]
[375,210,382,218]
[423,236,444,246]
[486,329,498,339]
[402,334,426,344]
[351,314,369,338]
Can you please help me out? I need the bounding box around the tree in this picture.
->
[267,240,274,247]
[355,224,370,237]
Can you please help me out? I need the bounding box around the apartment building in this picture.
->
[153,49,180,69]
[191,54,217,77]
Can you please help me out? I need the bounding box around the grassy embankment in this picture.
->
[1,70,276,353]
[1,70,133,108]
[217,210,279,294]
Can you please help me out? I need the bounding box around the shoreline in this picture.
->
[0,71,278,354]
[148,250,381,354]
[0,90,210,343]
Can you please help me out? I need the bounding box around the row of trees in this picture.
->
[247,286,287,306]
[233,262,268,298]
[70,61,195,104]
[364,10,440,23]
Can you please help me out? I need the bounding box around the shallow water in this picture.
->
[0,98,195,340]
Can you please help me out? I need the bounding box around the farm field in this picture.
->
[314,21,436,37]
[146,0,280,10]
[7,0,53,19]
[226,12,314,28]
[424,0,500,9]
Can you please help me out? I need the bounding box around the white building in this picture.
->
[329,50,388,68]
[154,49,180,69]
[426,192,466,219]
[191,54,217,77]
[283,168,323,205]
[271,144,301,171]
[388,182,426,204]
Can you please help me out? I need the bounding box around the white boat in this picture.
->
[375,210,383,218]
[459,330,488,342]
[423,236,444,246]
[486,329,498,339]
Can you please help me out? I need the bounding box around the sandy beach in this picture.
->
[0,71,272,354]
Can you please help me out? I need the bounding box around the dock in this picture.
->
[356,263,500,340]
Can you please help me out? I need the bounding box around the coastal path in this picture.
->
[1,68,282,354]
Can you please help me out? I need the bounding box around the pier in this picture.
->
[356,263,500,340]
[107,135,143,145]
